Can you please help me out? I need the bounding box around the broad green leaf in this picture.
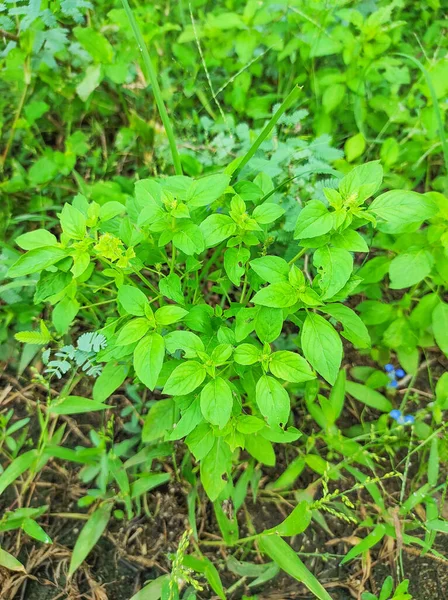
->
[200,214,236,247]
[116,318,151,345]
[433,302,448,356]
[186,174,230,207]
[255,306,283,343]
[159,273,184,304]
[186,423,214,460]
[369,191,437,232]
[0,450,37,494]
[154,305,188,325]
[345,382,392,412]
[142,398,176,442]
[341,524,386,564]
[118,285,149,316]
[93,362,129,402]
[173,221,205,255]
[331,229,369,252]
[8,247,68,278]
[259,535,333,600]
[234,343,262,365]
[74,27,114,63]
[129,575,169,600]
[200,377,233,428]
[200,438,232,501]
[265,501,311,536]
[294,200,334,239]
[301,313,342,385]
[253,202,284,224]
[224,247,250,286]
[324,304,371,349]
[60,203,86,239]
[339,161,383,203]
[269,351,314,383]
[251,282,299,308]
[344,133,366,162]
[0,548,26,572]
[245,434,275,466]
[163,361,206,395]
[250,256,289,283]
[99,201,126,221]
[49,396,109,415]
[164,330,204,358]
[389,250,434,289]
[134,333,165,390]
[314,246,353,299]
[68,503,112,577]
[256,375,290,427]
[15,229,57,250]
[34,271,72,304]
[52,297,80,335]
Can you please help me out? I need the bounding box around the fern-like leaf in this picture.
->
[15,321,52,346]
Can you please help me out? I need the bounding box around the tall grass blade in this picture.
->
[229,85,302,180]
[121,0,183,175]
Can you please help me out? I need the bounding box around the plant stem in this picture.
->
[288,247,306,265]
[121,0,183,175]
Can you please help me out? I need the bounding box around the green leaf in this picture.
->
[186,174,230,207]
[200,377,233,429]
[173,221,205,255]
[186,423,214,460]
[8,247,68,278]
[369,191,437,233]
[331,229,369,252]
[0,548,26,572]
[329,369,346,422]
[259,535,333,600]
[134,332,165,390]
[433,302,448,356]
[116,318,151,345]
[60,203,87,239]
[0,450,37,494]
[294,200,334,239]
[255,306,283,343]
[68,503,112,577]
[49,396,109,415]
[234,343,261,365]
[245,434,275,466]
[339,161,383,204]
[253,202,284,224]
[163,361,206,395]
[389,250,434,289]
[74,27,114,63]
[341,524,386,564]
[256,375,290,427]
[323,304,371,349]
[15,229,57,250]
[131,473,171,499]
[159,273,184,304]
[154,305,188,325]
[301,313,342,384]
[251,282,299,308]
[224,247,250,286]
[129,575,169,600]
[269,351,314,383]
[250,256,289,283]
[164,330,204,358]
[265,501,311,536]
[200,438,232,501]
[93,362,130,402]
[344,132,366,162]
[21,518,52,544]
[142,399,175,442]
[118,285,149,316]
[200,214,236,247]
[15,321,52,346]
[52,297,80,335]
[314,246,353,299]
[99,201,126,222]
[345,382,392,412]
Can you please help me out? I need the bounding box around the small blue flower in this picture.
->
[385,364,395,373]
[389,409,414,426]
[395,368,405,378]
[388,380,398,388]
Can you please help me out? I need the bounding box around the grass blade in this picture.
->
[121,0,183,175]
[229,85,302,180]
[68,503,112,577]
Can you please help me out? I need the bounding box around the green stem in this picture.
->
[288,247,306,265]
[230,84,302,181]
[121,0,183,175]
